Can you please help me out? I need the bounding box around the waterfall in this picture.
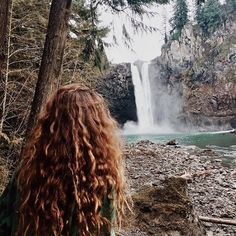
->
[124,60,182,134]
[131,62,154,131]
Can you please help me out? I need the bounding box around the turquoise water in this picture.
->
[124,131,236,159]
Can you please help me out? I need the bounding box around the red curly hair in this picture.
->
[17,84,126,236]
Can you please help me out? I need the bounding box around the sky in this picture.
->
[99,4,173,63]
[99,0,200,64]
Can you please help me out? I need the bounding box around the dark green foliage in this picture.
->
[72,0,170,69]
[196,0,205,4]
[196,0,224,36]
[1,0,110,136]
[226,0,236,12]
[170,31,181,41]
[103,0,170,14]
[1,0,172,136]
[127,0,169,13]
[170,0,188,40]
[71,0,109,70]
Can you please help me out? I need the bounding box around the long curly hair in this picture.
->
[16,84,126,236]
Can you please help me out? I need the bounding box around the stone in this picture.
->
[131,177,206,236]
[166,139,178,146]
[96,63,137,125]
[124,142,236,235]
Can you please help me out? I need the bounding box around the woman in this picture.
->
[0,84,127,236]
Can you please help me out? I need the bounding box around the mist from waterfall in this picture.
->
[124,60,183,135]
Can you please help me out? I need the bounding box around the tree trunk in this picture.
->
[0,0,10,76]
[26,0,72,136]
[0,0,11,133]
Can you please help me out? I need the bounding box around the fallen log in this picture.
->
[199,216,236,226]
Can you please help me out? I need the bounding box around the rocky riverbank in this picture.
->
[0,140,235,235]
[123,140,236,236]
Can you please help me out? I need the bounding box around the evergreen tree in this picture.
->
[226,0,236,12]
[71,0,109,69]
[196,0,224,35]
[170,0,189,40]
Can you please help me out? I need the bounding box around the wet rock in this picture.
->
[148,20,236,130]
[96,63,137,125]
[229,129,236,135]
[166,139,178,146]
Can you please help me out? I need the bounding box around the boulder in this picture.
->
[166,139,178,146]
[131,177,206,236]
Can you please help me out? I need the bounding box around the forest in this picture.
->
[0,0,235,142]
[1,0,236,235]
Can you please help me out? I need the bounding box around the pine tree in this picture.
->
[26,0,172,135]
[196,0,224,35]
[170,0,189,40]
[226,0,236,12]
[195,1,204,30]
[72,0,109,70]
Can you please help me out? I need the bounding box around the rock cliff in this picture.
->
[96,63,137,125]
[149,15,236,130]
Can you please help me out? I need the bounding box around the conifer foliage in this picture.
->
[170,0,189,40]
[26,0,172,136]
[196,0,224,35]
[226,0,236,12]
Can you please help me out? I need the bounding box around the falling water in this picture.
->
[124,60,182,134]
[131,62,154,130]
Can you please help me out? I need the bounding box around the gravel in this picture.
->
[124,140,236,236]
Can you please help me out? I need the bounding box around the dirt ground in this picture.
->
[123,140,236,236]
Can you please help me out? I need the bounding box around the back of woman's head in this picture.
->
[17,84,126,236]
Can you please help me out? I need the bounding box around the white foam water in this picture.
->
[127,62,176,135]
[130,62,156,133]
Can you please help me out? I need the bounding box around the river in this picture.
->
[124,130,236,163]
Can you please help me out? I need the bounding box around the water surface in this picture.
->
[124,131,236,160]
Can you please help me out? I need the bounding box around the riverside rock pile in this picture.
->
[0,139,235,235]
[123,140,236,236]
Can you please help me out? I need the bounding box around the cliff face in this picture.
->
[149,17,236,130]
[96,63,137,125]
